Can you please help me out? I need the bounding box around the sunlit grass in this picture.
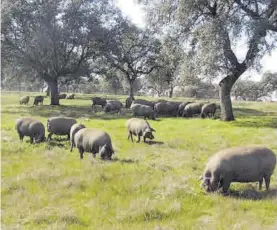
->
[1,91,277,229]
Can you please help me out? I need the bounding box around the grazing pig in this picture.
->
[152,99,168,108]
[66,93,75,99]
[16,117,45,143]
[183,102,204,117]
[133,99,154,109]
[125,96,135,109]
[178,102,192,116]
[201,103,221,118]
[58,93,67,99]
[199,146,276,194]
[154,101,181,117]
[70,123,86,151]
[125,118,155,143]
[73,128,114,160]
[19,96,30,105]
[33,96,44,105]
[104,100,123,114]
[91,97,107,108]
[47,116,77,140]
[131,104,155,120]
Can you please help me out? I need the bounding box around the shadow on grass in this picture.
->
[234,108,276,117]
[227,188,277,200]
[111,157,139,164]
[47,141,65,148]
[147,140,165,145]
[3,104,134,120]
[231,107,277,129]
[232,117,277,129]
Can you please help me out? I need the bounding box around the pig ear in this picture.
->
[151,128,156,132]
[198,175,203,181]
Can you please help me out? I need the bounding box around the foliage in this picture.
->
[233,72,277,101]
[145,34,183,97]
[1,64,44,92]
[261,72,277,93]
[1,0,117,104]
[102,18,162,96]
[141,0,277,120]
[142,0,277,75]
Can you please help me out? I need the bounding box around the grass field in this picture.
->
[1,92,277,230]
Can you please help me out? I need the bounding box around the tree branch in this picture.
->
[3,36,54,82]
[137,65,161,75]
[234,0,260,19]
[244,26,267,67]
[220,28,240,69]
[263,0,277,18]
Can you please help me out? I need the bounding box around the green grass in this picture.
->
[1,91,277,230]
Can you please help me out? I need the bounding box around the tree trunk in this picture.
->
[168,85,173,98]
[48,80,59,105]
[46,86,50,96]
[129,80,134,97]
[219,76,237,121]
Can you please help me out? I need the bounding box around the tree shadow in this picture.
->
[3,104,134,120]
[232,117,277,129]
[4,103,167,122]
[234,108,276,117]
[231,107,277,129]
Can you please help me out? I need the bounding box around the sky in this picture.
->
[116,0,277,82]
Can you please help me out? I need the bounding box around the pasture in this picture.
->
[1,92,277,230]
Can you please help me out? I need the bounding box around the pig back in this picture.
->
[213,146,276,182]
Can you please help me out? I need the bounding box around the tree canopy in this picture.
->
[1,0,118,104]
[101,19,162,96]
[141,0,277,120]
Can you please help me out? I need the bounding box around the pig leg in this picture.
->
[18,132,24,141]
[217,179,223,190]
[258,178,263,190]
[78,147,84,159]
[222,179,231,195]
[91,149,97,158]
[70,139,75,152]
[264,175,271,191]
[137,135,141,143]
[143,136,147,143]
[47,133,53,141]
[128,132,133,142]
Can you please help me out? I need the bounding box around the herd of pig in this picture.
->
[16,95,276,195]
[19,95,220,119]
[92,96,221,119]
